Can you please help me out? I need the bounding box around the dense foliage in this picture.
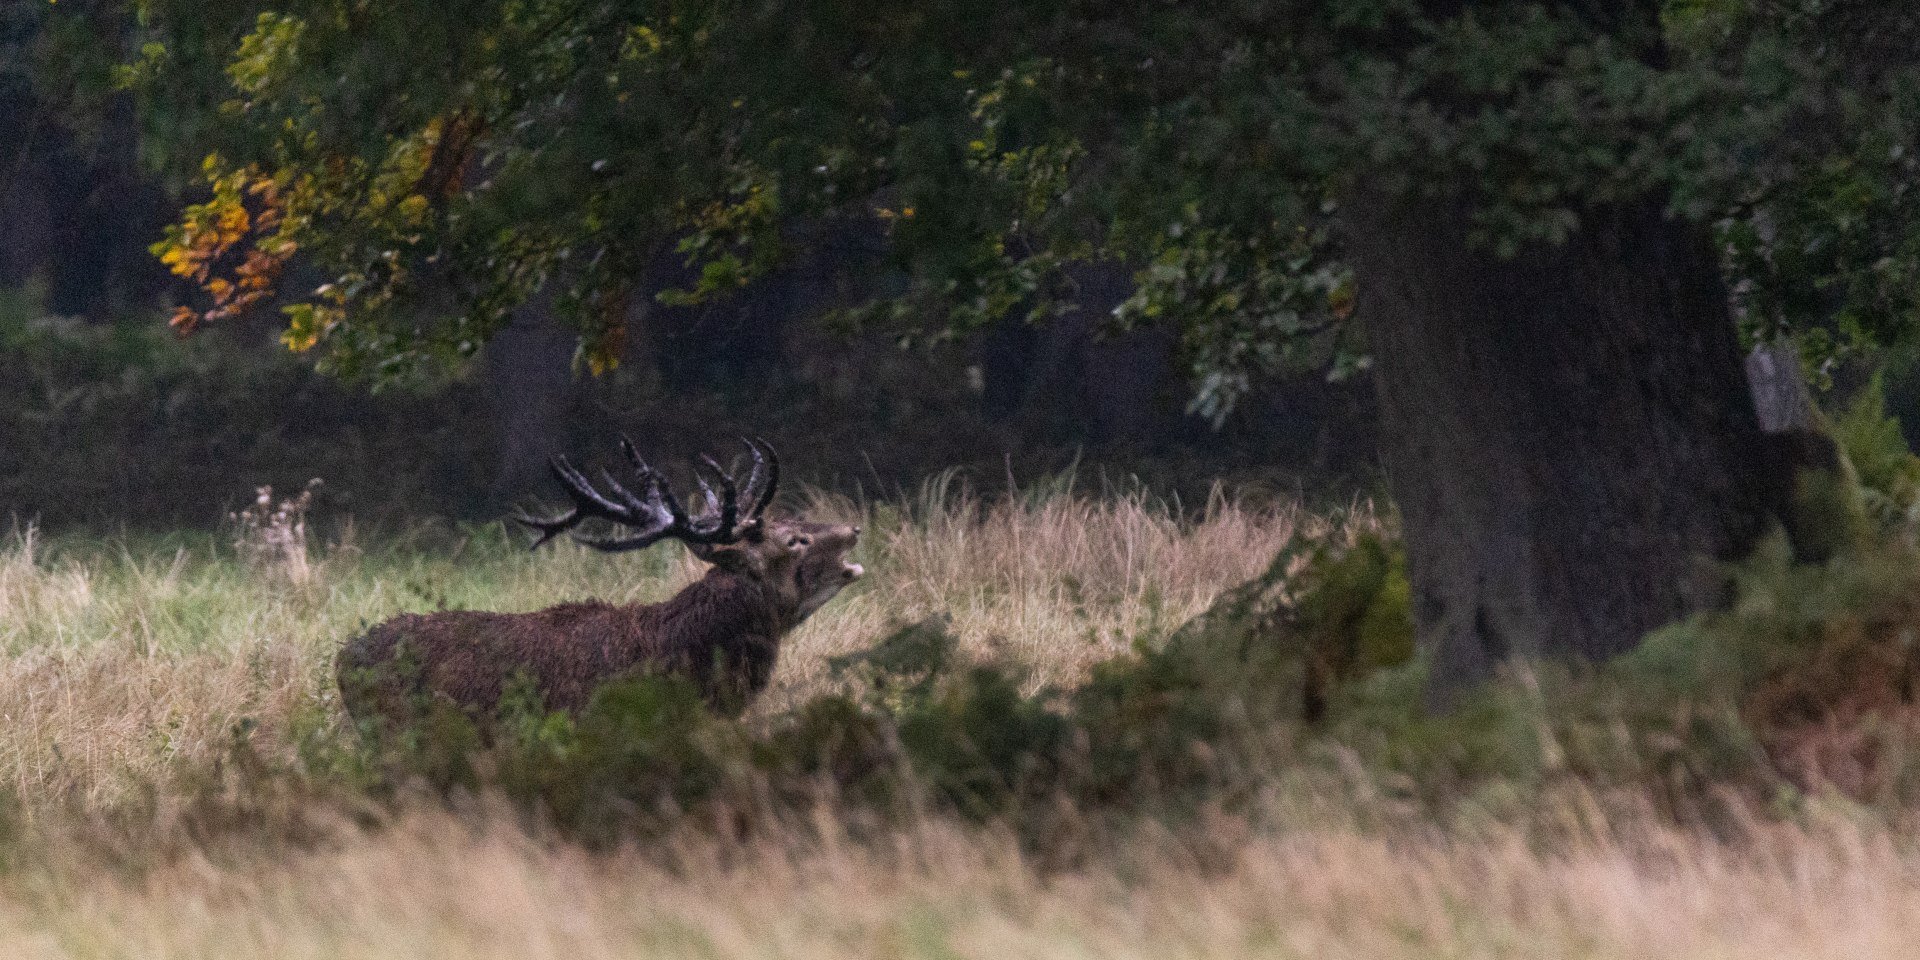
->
[114,1,1920,415]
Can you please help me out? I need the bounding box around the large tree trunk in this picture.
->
[1344,197,1781,704]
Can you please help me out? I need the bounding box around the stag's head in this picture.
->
[772,518,864,619]
[513,438,862,619]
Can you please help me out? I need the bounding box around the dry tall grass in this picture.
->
[0,484,1315,810]
[0,488,1911,958]
[8,807,1919,959]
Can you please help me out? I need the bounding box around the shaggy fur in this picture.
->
[338,521,861,724]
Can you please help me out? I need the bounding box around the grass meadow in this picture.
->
[0,482,1914,958]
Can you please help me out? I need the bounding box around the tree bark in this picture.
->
[1344,197,1780,704]
[1746,339,1817,433]
[484,288,582,507]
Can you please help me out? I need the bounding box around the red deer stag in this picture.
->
[337,439,862,725]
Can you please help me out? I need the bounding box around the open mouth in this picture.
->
[842,562,864,582]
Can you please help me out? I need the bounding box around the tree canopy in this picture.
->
[127,1,1920,409]
[111,0,1920,696]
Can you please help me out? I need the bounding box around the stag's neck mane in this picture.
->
[630,566,796,646]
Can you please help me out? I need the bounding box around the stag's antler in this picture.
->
[513,438,780,552]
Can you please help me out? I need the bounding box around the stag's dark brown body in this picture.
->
[342,566,791,719]
[336,440,862,726]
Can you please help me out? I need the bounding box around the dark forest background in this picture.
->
[0,26,1375,530]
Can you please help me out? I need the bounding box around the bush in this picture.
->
[1630,536,1920,803]
[184,611,1256,847]
[1833,374,1920,540]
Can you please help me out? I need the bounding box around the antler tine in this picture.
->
[746,437,780,520]
[510,504,577,550]
[519,438,765,554]
[565,474,688,554]
[619,434,694,528]
[569,474,685,552]
[698,453,739,536]
[513,454,649,550]
[598,467,644,514]
[617,434,655,481]
[552,456,637,520]
[737,439,764,526]
[569,527,679,553]
[693,472,721,525]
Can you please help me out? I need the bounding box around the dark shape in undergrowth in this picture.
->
[827,615,959,704]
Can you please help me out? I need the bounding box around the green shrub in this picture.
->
[1149,522,1413,728]
[756,695,896,805]
[1628,535,1920,803]
[315,613,1251,839]
[1070,644,1227,804]
[895,667,1072,818]
[827,616,961,708]
[494,677,755,843]
[1833,374,1920,539]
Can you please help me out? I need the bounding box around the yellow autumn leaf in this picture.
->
[586,353,617,375]
[158,245,194,273]
[281,303,340,353]
[216,203,251,242]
